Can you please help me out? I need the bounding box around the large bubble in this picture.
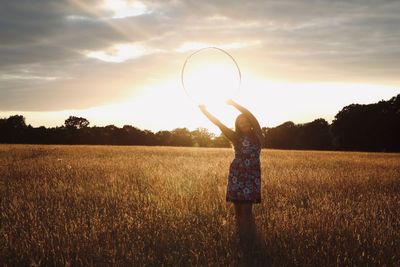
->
[181,47,241,105]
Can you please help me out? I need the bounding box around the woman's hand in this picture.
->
[226,99,235,106]
[199,104,207,113]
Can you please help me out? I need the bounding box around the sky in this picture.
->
[1,0,399,133]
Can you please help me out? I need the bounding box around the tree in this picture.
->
[122,125,145,145]
[170,128,193,146]
[64,116,89,129]
[331,94,400,151]
[191,128,214,147]
[0,115,27,143]
[5,115,26,129]
[211,134,231,148]
[296,119,332,150]
[155,131,172,146]
[265,121,297,149]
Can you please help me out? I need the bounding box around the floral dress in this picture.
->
[226,135,262,203]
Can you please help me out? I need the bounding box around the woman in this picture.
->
[199,99,264,246]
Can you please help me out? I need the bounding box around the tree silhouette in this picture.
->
[331,94,400,151]
[64,116,89,129]
[170,128,193,146]
[211,134,231,148]
[265,121,297,149]
[191,127,214,147]
[0,115,27,143]
[155,131,173,146]
[296,119,332,150]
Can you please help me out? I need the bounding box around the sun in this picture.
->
[181,48,241,107]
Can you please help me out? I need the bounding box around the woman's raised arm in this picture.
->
[227,99,264,146]
[199,105,238,144]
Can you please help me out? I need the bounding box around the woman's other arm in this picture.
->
[199,105,238,144]
[227,99,264,146]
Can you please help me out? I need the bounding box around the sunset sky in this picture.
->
[1,0,399,133]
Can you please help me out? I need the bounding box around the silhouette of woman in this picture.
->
[199,99,264,246]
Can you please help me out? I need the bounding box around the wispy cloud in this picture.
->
[85,43,154,63]
[0,74,62,81]
[102,0,151,19]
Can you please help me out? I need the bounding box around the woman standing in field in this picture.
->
[199,99,264,246]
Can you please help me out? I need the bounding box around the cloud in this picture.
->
[85,43,156,63]
[102,0,151,19]
[1,0,400,112]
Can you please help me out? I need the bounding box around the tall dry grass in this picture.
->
[1,145,399,266]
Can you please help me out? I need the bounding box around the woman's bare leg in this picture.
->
[234,203,269,265]
[234,203,256,245]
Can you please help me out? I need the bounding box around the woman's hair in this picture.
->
[235,114,254,138]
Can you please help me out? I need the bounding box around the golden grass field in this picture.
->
[1,145,399,266]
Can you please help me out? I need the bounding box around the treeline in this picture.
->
[263,93,400,151]
[1,94,399,151]
[0,115,231,147]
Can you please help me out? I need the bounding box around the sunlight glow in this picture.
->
[236,74,400,127]
[182,48,241,106]
[86,43,150,63]
[102,0,151,19]
[176,40,261,53]
[4,77,398,134]
[176,42,247,53]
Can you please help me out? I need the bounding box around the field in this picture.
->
[1,145,399,266]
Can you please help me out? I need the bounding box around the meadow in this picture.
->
[1,145,399,266]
